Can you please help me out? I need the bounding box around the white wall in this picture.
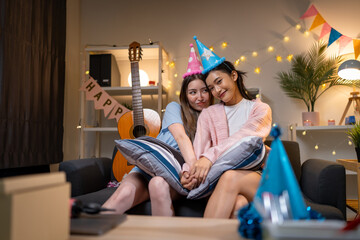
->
[64,0,360,164]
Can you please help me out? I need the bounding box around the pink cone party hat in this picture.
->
[183,43,204,78]
[193,36,225,74]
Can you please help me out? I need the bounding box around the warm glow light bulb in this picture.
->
[283,36,290,42]
[287,54,293,62]
[175,90,180,96]
[252,51,258,57]
[85,70,89,75]
[169,61,175,68]
[254,67,261,74]
[166,61,169,65]
[174,73,178,78]
[222,42,228,48]
[332,150,336,155]
[234,59,240,66]
[302,131,306,136]
[348,140,353,146]
[290,126,293,130]
[314,145,319,150]
[295,24,301,30]
[267,46,274,52]
[276,56,282,62]
[209,46,214,52]
[321,83,326,89]
[304,31,310,37]
[128,69,150,87]
[240,56,246,62]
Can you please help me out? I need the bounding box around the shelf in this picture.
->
[86,44,160,61]
[295,125,354,131]
[80,42,170,158]
[102,86,167,96]
[83,127,117,132]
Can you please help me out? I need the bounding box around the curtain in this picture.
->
[0,0,66,168]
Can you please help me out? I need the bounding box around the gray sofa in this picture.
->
[59,140,346,219]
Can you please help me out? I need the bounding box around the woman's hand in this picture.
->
[180,171,197,190]
[190,157,212,185]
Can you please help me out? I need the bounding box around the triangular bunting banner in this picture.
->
[303,4,359,56]
[108,103,130,122]
[79,77,130,121]
[327,28,342,47]
[319,22,331,39]
[102,97,117,118]
[309,13,325,31]
[354,39,360,59]
[300,4,318,19]
[338,36,352,55]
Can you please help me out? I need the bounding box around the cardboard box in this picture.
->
[0,172,70,240]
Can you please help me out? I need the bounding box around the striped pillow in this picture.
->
[187,136,266,200]
[114,136,189,195]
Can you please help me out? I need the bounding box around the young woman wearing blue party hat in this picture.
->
[188,36,272,218]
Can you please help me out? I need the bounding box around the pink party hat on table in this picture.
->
[183,43,204,78]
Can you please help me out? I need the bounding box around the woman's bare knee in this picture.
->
[148,176,170,199]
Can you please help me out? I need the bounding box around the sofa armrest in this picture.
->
[300,158,346,219]
[59,157,112,197]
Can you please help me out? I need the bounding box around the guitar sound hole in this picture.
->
[133,125,147,138]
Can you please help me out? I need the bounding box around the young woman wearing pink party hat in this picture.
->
[102,43,213,216]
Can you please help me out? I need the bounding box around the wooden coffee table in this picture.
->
[69,215,243,240]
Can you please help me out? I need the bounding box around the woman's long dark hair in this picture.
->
[179,74,213,141]
[205,61,254,100]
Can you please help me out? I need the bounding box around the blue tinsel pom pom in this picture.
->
[238,203,262,240]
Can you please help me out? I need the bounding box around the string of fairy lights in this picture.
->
[288,125,354,156]
[166,23,311,82]
[162,14,357,157]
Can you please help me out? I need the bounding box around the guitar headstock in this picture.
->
[128,41,142,62]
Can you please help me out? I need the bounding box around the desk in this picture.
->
[69,215,243,240]
[336,159,360,213]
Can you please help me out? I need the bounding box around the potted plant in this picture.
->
[276,41,351,126]
[347,121,360,162]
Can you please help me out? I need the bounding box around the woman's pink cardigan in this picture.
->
[193,98,272,164]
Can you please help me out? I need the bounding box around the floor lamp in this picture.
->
[338,59,360,125]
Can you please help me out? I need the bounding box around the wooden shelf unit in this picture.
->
[79,43,171,158]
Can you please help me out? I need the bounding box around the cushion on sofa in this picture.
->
[187,136,265,199]
[115,136,189,195]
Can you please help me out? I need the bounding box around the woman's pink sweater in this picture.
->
[193,98,272,163]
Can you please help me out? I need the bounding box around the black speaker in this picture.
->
[90,54,111,87]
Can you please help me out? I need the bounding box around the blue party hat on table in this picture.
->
[255,125,309,220]
[193,36,225,74]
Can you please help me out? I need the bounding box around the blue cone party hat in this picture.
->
[255,125,309,220]
[193,36,225,74]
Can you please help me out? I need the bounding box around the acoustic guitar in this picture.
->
[112,41,161,181]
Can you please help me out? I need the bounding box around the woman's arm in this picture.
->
[168,123,196,167]
[168,123,198,190]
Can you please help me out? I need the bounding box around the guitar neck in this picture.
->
[130,62,145,127]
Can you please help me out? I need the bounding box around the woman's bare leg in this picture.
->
[204,170,261,218]
[102,172,149,214]
[148,176,181,216]
[230,195,248,219]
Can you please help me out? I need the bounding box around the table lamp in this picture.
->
[337,59,360,125]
